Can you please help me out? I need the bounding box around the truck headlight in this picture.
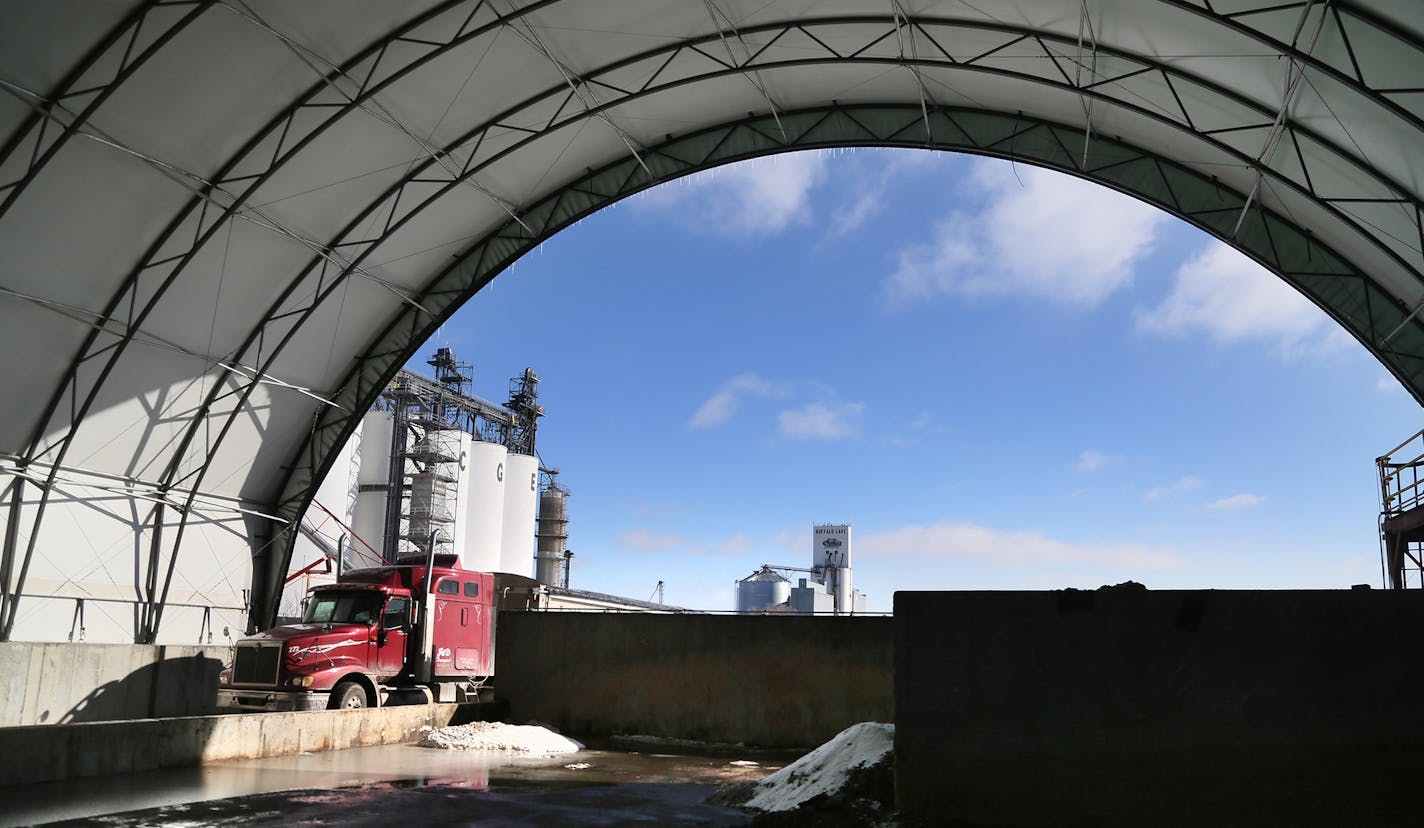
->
[288,675,314,688]
[219,669,232,687]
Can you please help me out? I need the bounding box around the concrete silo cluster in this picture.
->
[346,411,542,575]
[285,349,568,616]
[735,523,868,615]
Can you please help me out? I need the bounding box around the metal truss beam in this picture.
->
[8,2,1424,639]
[1074,0,1099,166]
[1161,0,1424,136]
[0,0,505,641]
[889,0,937,143]
[0,1,213,222]
[496,1,654,178]
[705,0,788,138]
[1230,0,1328,238]
[253,102,1417,631]
[91,15,1424,633]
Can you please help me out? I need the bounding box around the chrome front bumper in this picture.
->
[217,688,330,713]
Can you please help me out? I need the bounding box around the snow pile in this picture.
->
[740,722,894,813]
[416,721,583,754]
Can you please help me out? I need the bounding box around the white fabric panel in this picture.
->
[263,274,405,390]
[0,137,190,313]
[90,8,312,180]
[9,493,249,644]
[365,182,508,287]
[0,1,139,97]
[244,0,451,71]
[245,107,429,241]
[0,299,87,452]
[134,215,324,361]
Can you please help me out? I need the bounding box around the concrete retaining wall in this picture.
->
[496,612,893,748]
[0,704,465,786]
[894,589,1424,826]
[0,642,227,727]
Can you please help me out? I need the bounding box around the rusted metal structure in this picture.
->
[1379,428,1424,588]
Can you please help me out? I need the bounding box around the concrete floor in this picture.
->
[3,741,793,826]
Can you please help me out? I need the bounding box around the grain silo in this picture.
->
[499,452,539,575]
[461,439,508,572]
[351,410,394,558]
[736,566,792,613]
[535,484,569,586]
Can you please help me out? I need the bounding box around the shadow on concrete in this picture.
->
[60,653,222,723]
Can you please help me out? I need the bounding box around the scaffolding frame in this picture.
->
[1378,427,1424,589]
[366,348,542,563]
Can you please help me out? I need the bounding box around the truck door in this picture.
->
[431,577,462,675]
[377,596,410,674]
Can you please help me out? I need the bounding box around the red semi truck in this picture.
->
[218,553,495,711]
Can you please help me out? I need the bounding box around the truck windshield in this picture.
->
[303,591,384,625]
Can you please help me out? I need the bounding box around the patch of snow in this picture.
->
[564,762,593,769]
[729,760,760,767]
[742,722,894,813]
[417,721,584,754]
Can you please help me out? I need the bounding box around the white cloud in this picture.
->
[1206,493,1265,511]
[778,400,865,440]
[1143,475,1203,502]
[774,527,806,554]
[828,188,884,237]
[1379,370,1404,395]
[620,529,765,558]
[884,160,1166,307]
[825,149,948,239]
[857,521,1184,570]
[691,375,866,440]
[714,534,753,555]
[689,373,778,429]
[883,411,943,447]
[1076,450,1120,473]
[1136,242,1333,350]
[618,529,683,552]
[634,151,827,237]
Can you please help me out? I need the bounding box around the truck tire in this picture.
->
[330,681,368,709]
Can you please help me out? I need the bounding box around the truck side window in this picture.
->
[383,598,410,630]
[437,579,459,595]
[464,581,479,597]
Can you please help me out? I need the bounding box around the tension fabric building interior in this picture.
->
[1,1,1422,643]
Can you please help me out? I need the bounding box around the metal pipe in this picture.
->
[416,529,438,683]
[0,475,23,640]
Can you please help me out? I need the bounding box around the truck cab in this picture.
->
[218,555,494,712]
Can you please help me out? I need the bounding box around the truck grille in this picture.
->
[233,642,282,685]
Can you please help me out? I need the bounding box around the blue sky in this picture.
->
[425,148,1421,612]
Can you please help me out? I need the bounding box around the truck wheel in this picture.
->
[330,681,368,709]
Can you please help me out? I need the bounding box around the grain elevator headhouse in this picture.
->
[4,2,1424,642]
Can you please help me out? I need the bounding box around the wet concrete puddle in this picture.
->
[3,740,798,827]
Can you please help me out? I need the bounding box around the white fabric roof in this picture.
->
[1,0,1422,639]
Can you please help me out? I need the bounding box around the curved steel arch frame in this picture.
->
[5,2,1424,640]
[254,102,1419,630]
